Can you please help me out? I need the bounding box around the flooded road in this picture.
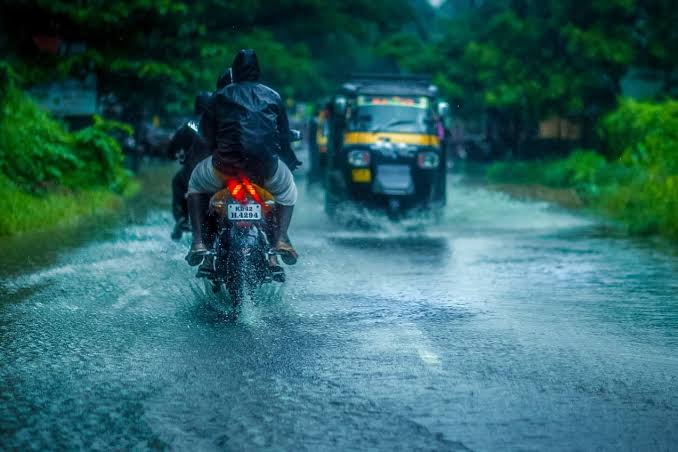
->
[1,167,677,451]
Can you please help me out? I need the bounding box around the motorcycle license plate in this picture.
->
[227,203,262,220]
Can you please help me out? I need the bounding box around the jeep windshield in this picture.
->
[347,95,432,134]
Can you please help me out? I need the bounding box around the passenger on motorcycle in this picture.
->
[168,69,232,240]
[185,49,301,269]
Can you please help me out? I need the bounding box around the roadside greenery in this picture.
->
[0,0,424,235]
[0,86,131,193]
[487,100,678,239]
[0,69,134,235]
[381,0,678,153]
[2,1,678,240]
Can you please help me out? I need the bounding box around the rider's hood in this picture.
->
[232,49,261,82]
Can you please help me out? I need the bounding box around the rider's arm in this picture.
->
[276,98,302,171]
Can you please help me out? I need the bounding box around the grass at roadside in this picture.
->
[487,149,678,239]
[0,176,139,236]
[0,68,137,236]
[487,99,678,240]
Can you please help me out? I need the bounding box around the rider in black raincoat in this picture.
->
[203,50,301,178]
[185,49,301,268]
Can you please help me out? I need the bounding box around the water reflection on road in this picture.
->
[1,170,677,450]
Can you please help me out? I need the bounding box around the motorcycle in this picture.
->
[197,130,301,311]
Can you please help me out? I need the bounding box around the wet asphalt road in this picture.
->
[1,168,678,451]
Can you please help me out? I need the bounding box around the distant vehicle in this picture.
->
[307,101,331,182]
[323,74,449,219]
[138,120,175,158]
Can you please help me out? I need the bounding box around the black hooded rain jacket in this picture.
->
[202,49,300,180]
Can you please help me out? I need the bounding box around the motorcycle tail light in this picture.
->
[227,177,263,204]
[348,150,371,167]
[242,178,262,204]
[227,179,246,204]
[418,152,440,169]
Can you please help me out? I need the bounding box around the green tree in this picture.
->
[0,0,417,117]
[382,0,637,154]
[635,0,678,95]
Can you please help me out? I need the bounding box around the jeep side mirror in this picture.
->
[334,96,347,115]
[437,101,450,117]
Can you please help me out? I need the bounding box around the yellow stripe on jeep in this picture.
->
[344,132,440,147]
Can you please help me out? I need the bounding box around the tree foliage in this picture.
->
[381,0,678,153]
[635,0,678,95]
[0,0,418,115]
[0,78,131,193]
